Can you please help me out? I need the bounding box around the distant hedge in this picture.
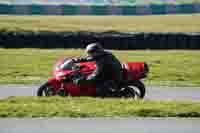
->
[0,4,200,15]
[0,32,199,49]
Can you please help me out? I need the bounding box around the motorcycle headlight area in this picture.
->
[56,72,66,78]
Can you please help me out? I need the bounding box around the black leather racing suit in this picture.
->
[73,51,123,96]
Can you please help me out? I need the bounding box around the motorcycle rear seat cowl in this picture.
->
[122,62,149,80]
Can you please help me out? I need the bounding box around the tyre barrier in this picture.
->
[0,32,199,49]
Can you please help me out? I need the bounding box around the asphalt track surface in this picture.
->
[0,85,200,101]
[0,85,200,133]
[0,118,200,133]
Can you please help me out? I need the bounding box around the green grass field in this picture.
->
[0,14,200,118]
[0,14,200,32]
[0,48,200,86]
[0,14,200,86]
[0,96,199,118]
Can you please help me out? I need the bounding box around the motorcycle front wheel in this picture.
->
[37,82,55,96]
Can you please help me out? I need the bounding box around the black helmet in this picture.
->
[86,43,104,54]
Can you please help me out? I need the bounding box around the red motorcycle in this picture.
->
[37,57,149,99]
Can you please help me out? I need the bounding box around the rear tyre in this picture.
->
[121,80,146,99]
[37,82,55,96]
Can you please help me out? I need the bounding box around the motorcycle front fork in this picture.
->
[57,83,67,96]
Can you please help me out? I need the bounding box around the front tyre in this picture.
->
[37,82,55,96]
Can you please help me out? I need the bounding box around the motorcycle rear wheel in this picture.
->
[120,80,146,99]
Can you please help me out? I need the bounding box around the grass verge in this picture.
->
[0,96,199,118]
[0,49,200,86]
[0,14,200,32]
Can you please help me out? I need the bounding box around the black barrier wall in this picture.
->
[0,32,199,49]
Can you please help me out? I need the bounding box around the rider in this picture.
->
[72,42,123,97]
